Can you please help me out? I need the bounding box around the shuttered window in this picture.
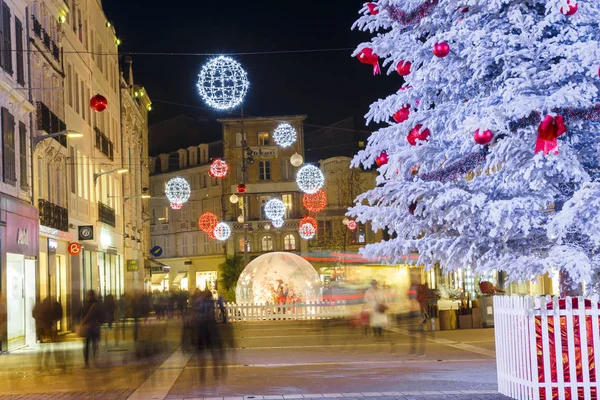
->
[2,108,16,184]
[0,1,13,74]
[19,121,27,188]
[15,17,23,85]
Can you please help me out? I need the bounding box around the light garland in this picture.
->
[299,223,316,240]
[197,56,249,110]
[166,177,191,204]
[296,165,325,194]
[273,122,297,148]
[213,222,231,241]
[300,216,318,230]
[198,212,219,233]
[264,198,286,220]
[302,190,327,213]
[272,218,284,228]
[209,159,229,178]
[170,202,183,210]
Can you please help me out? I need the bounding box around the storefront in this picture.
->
[97,228,124,298]
[1,195,39,352]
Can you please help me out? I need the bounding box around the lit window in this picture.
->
[259,161,271,181]
[258,132,269,146]
[284,234,296,250]
[239,238,250,253]
[261,236,274,252]
[282,194,293,218]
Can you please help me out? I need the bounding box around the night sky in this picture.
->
[101,0,398,143]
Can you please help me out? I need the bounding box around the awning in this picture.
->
[173,272,187,285]
[151,273,167,285]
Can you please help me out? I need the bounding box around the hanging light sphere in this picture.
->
[264,224,271,231]
[209,159,229,178]
[342,217,350,226]
[170,202,183,210]
[197,56,249,110]
[213,222,231,241]
[302,190,327,213]
[237,183,247,193]
[272,218,284,228]
[273,122,297,148]
[198,212,219,233]
[90,93,108,112]
[166,177,191,204]
[296,165,325,194]
[264,198,286,220]
[347,220,357,230]
[300,216,318,230]
[229,194,239,204]
[237,215,245,223]
[290,153,304,167]
[299,223,316,240]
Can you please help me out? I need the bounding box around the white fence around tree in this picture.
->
[223,301,355,322]
[494,295,600,400]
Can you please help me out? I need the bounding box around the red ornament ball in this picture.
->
[561,1,578,15]
[393,105,410,123]
[407,124,431,146]
[170,202,183,210]
[209,158,229,178]
[300,216,318,230]
[474,129,494,145]
[433,42,450,58]
[396,60,412,76]
[356,48,381,75]
[375,151,388,167]
[367,2,379,15]
[303,190,327,213]
[347,220,357,230]
[90,94,107,112]
[237,183,246,194]
[198,212,219,233]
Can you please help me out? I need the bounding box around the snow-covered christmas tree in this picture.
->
[349,0,600,293]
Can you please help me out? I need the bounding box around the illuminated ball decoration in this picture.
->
[273,122,297,148]
[197,56,249,110]
[229,194,239,204]
[237,184,247,193]
[347,220,357,230]
[166,177,191,205]
[299,223,316,240]
[264,224,271,231]
[302,190,327,213]
[209,158,229,178]
[272,218,284,228]
[170,202,183,210]
[198,212,219,233]
[290,153,304,167]
[264,198,286,221]
[90,94,107,112]
[342,217,349,225]
[296,165,325,194]
[300,216,318,230]
[237,215,245,223]
[213,222,231,241]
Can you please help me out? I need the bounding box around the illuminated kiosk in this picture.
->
[236,252,322,304]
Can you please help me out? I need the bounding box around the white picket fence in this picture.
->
[494,295,600,400]
[222,301,353,322]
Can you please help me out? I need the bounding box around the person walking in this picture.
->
[365,280,388,338]
[80,290,104,367]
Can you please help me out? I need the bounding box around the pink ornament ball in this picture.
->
[433,42,450,58]
[561,1,578,16]
[407,124,431,146]
[396,60,412,76]
[375,151,388,167]
[474,129,493,145]
[393,105,410,123]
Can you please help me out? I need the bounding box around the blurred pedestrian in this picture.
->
[365,279,388,338]
[80,290,104,367]
[104,293,116,329]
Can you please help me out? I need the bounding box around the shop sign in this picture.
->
[127,259,139,272]
[48,239,58,254]
[249,146,278,159]
[150,265,170,274]
[68,242,82,256]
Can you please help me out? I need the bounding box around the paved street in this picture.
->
[0,320,510,400]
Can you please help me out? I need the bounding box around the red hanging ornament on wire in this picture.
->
[375,151,388,167]
[561,1,578,15]
[209,158,229,178]
[474,129,493,145]
[237,183,246,193]
[302,190,327,213]
[396,60,412,76]
[347,220,357,230]
[299,216,318,230]
[367,2,379,15]
[433,42,450,58]
[198,212,219,233]
[393,105,410,123]
[90,94,108,112]
[535,115,566,155]
[356,48,381,75]
[407,124,431,146]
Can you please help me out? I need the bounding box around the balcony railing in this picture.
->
[36,102,67,147]
[98,202,116,227]
[32,16,42,38]
[32,15,60,62]
[94,127,114,160]
[38,199,69,232]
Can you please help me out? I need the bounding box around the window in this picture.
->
[239,238,250,253]
[80,80,85,121]
[259,161,271,181]
[258,132,269,146]
[236,162,243,182]
[317,220,333,246]
[2,108,16,184]
[202,175,207,188]
[182,235,188,256]
[18,122,26,188]
[235,132,242,147]
[0,1,13,75]
[163,207,169,223]
[192,234,199,254]
[15,17,24,85]
[69,146,76,193]
[284,234,296,250]
[259,196,271,220]
[74,72,79,114]
[66,64,73,107]
[280,159,292,180]
[261,236,274,252]
[282,194,293,218]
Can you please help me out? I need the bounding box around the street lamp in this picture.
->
[93,168,128,185]
[32,129,83,147]
[108,194,151,200]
